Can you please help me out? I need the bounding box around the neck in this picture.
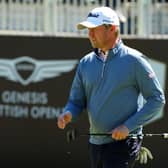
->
[101,37,120,53]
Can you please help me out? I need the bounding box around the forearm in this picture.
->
[63,100,84,121]
[124,97,165,132]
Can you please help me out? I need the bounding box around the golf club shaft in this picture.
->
[79,133,168,138]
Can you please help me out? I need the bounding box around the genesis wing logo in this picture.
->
[0,56,78,85]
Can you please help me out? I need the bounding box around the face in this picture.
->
[88,25,113,50]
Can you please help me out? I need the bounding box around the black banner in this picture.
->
[0,36,167,168]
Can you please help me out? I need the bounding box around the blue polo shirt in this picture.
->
[63,40,165,144]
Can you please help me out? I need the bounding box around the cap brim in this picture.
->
[77,21,100,30]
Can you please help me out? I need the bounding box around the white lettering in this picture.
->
[0,104,29,118]
[0,104,62,119]
[30,106,62,119]
[1,91,48,104]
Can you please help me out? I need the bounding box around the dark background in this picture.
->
[0,36,167,167]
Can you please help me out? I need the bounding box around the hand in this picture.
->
[111,125,129,140]
[136,146,153,164]
[57,111,72,129]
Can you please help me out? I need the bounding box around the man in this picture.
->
[57,6,165,168]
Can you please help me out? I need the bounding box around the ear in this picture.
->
[111,25,116,31]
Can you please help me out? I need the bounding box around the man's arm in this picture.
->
[57,62,86,129]
[124,56,165,132]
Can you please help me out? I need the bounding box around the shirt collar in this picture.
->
[98,49,109,61]
[94,39,123,60]
[109,39,123,55]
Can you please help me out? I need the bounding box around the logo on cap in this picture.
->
[87,12,99,18]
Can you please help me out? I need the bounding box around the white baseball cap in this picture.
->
[77,6,120,30]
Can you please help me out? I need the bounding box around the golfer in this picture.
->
[57,6,165,168]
